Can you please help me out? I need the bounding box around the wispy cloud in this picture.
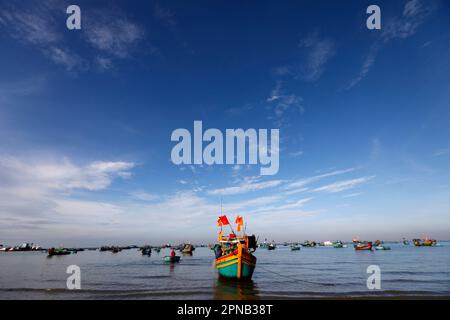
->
[129,191,159,201]
[266,81,304,126]
[84,12,145,59]
[347,0,435,89]
[346,44,380,90]
[285,168,356,190]
[289,150,304,158]
[298,32,336,82]
[0,1,146,72]
[0,1,83,71]
[433,148,450,157]
[45,46,84,71]
[311,176,374,193]
[154,3,177,28]
[208,178,284,196]
[0,1,61,45]
[342,192,364,198]
[382,0,435,41]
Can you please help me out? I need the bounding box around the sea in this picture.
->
[0,243,449,299]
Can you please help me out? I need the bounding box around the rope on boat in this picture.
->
[257,265,335,287]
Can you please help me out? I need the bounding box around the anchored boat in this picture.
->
[181,243,195,254]
[214,215,257,280]
[47,247,71,256]
[413,238,437,247]
[164,256,180,263]
[354,241,373,250]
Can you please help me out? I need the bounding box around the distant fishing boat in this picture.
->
[164,256,180,263]
[375,245,391,250]
[413,238,437,247]
[111,247,121,253]
[141,246,152,256]
[402,238,410,245]
[354,241,373,251]
[290,245,301,251]
[214,215,257,280]
[302,240,316,247]
[259,239,269,249]
[333,241,345,248]
[181,243,195,254]
[267,242,276,250]
[47,248,71,257]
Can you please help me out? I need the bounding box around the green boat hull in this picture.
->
[217,259,255,280]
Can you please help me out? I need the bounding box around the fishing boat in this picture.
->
[259,239,269,249]
[181,243,195,254]
[214,215,257,280]
[111,247,121,253]
[375,245,391,250]
[354,241,373,250]
[267,242,276,250]
[402,238,410,245]
[333,241,345,248]
[302,240,316,247]
[141,246,152,256]
[164,255,181,263]
[290,245,301,251]
[47,248,71,257]
[413,238,437,247]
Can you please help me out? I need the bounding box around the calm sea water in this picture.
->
[1,243,449,299]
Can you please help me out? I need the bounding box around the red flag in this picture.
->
[217,215,230,226]
[235,215,244,231]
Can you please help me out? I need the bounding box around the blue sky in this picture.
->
[0,0,449,246]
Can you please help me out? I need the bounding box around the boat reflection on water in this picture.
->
[213,278,260,300]
[169,263,175,274]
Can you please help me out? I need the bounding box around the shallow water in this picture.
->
[0,243,449,299]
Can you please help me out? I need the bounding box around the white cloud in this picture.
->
[154,3,177,27]
[266,81,304,126]
[84,14,144,59]
[383,0,434,41]
[342,192,364,198]
[208,179,284,196]
[347,0,435,89]
[0,156,135,192]
[298,32,335,82]
[285,168,355,190]
[311,176,374,193]
[45,46,83,71]
[0,2,145,72]
[346,45,379,90]
[289,150,304,158]
[0,2,60,46]
[96,56,113,71]
[129,191,159,201]
[433,148,450,157]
